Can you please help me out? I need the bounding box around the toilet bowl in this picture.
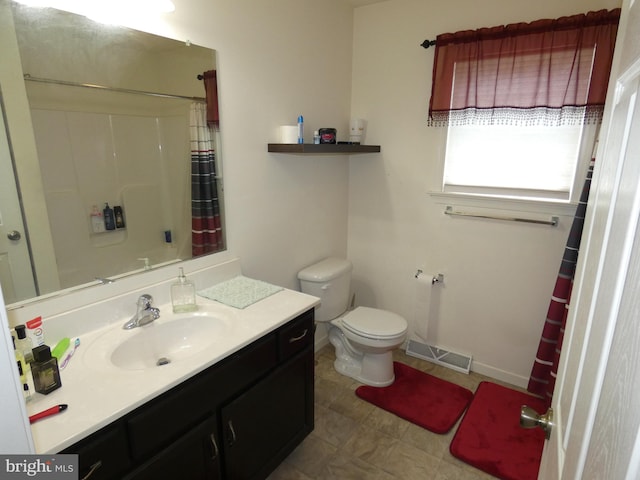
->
[298,258,408,386]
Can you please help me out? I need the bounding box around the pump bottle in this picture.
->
[171,268,197,313]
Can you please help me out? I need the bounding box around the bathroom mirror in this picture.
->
[0,1,224,307]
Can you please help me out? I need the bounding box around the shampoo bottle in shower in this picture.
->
[171,267,197,313]
[90,205,105,233]
[114,206,125,229]
[103,203,115,230]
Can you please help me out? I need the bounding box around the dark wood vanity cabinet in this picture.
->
[61,309,314,480]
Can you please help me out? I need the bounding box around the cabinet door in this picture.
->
[123,417,221,480]
[61,421,131,480]
[221,348,314,480]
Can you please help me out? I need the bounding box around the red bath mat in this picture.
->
[450,381,547,480]
[355,362,474,434]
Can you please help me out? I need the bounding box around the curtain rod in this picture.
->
[23,74,206,102]
[421,39,436,49]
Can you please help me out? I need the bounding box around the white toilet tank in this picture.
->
[298,257,352,322]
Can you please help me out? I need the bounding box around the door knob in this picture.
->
[520,405,553,439]
[7,230,21,241]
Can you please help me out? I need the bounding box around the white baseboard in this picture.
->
[471,361,529,389]
[314,325,329,352]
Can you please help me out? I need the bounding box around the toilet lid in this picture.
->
[342,307,407,339]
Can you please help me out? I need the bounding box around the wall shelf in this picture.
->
[268,143,380,154]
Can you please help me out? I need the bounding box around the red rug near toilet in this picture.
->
[355,362,474,434]
[450,381,546,480]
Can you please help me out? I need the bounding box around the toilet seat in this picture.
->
[342,307,407,340]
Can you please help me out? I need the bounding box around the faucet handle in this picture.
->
[137,294,153,309]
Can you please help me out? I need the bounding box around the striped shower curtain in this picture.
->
[527,159,595,405]
[190,103,223,256]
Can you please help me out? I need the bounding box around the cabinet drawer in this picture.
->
[278,309,314,361]
[215,332,278,396]
[61,421,131,480]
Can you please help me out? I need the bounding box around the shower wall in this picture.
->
[30,107,191,288]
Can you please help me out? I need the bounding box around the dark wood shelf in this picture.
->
[268,143,380,154]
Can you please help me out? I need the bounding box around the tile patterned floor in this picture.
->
[267,345,518,480]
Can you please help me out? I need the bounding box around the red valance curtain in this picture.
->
[202,70,220,129]
[428,9,620,126]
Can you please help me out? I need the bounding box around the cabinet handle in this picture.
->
[209,433,219,460]
[227,420,237,446]
[81,461,102,480]
[289,329,308,343]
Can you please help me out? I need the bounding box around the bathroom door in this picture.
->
[538,0,640,477]
[0,95,37,304]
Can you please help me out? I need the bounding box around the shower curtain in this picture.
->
[190,103,223,256]
[527,158,595,405]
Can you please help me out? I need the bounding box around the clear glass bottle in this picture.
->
[31,345,62,395]
[171,267,197,313]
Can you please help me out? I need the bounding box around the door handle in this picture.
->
[289,329,308,343]
[7,230,21,241]
[227,420,237,446]
[209,433,219,460]
[80,460,102,480]
[520,405,553,439]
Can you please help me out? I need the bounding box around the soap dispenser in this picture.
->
[171,268,197,313]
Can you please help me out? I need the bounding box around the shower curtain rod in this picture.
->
[23,74,206,102]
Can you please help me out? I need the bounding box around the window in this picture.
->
[427,10,620,203]
[444,121,589,202]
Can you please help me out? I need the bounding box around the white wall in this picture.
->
[215,1,355,285]
[349,0,622,386]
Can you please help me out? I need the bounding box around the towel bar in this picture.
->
[445,206,558,227]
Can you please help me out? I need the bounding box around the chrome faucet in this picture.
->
[123,294,161,329]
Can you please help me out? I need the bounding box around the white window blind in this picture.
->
[443,121,586,201]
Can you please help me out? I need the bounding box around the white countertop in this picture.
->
[26,288,319,454]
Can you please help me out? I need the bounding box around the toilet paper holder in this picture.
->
[415,270,444,284]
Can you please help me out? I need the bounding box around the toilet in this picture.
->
[298,257,408,387]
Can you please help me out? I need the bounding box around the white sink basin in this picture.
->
[83,309,236,372]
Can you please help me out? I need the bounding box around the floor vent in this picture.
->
[405,339,472,374]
